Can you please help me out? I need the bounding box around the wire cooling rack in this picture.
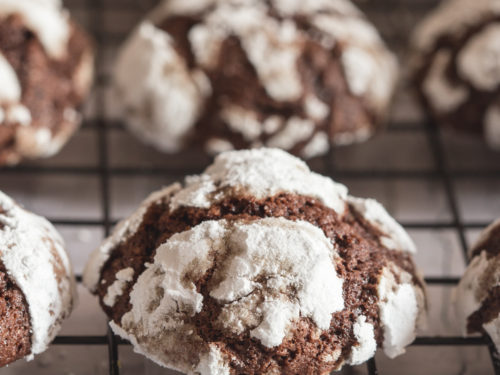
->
[1,0,500,374]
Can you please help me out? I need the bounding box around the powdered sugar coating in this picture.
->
[454,251,492,333]
[0,53,21,102]
[83,184,181,292]
[266,118,315,150]
[484,317,500,351]
[0,191,75,359]
[454,219,500,351]
[301,131,329,159]
[103,267,134,307]
[191,3,304,101]
[195,345,231,375]
[412,0,500,55]
[471,218,500,257]
[422,51,469,113]
[113,0,397,157]
[458,23,500,91]
[271,0,361,16]
[0,0,70,58]
[221,105,262,142]
[211,218,344,346]
[348,315,377,365]
[378,266,423,358]
[113,22,207,153]
[112,218,343,369]
[169,148,348,213]
[348,197,417,253]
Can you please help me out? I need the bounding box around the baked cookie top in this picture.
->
[85,148,425,375]
[113,0,398,157]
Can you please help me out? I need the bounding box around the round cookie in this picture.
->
[0,190,76,366]
[410,0,500,148]
[113,0,398,158]
[0,0,94,165]
[454,219,500,351]
[84,148,425,374]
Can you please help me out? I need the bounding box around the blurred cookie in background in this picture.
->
[112,0,398,158]
[0,0,94,165]
[410,0,500,149]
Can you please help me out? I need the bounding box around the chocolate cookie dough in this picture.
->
[113,0,398,158]
[84,148,426,375]
[0,0,94,165]
[410,0,500,148]
[0,191,76,366]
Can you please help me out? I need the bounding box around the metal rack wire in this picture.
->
[1,0,500,374]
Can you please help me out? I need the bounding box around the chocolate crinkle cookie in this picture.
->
[0,191,76,367]
[410,0,500,148]
[84,148,426,375]
[454,219,500,351]
[112,0,398,158]
[0,0,94,165]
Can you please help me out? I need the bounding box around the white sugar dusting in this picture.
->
[342,46,376,96]
[312,13,397,110]
[83,184,181,292]
[454,219,500,351]
[305,95,329,121]
[348,197,416,253]
[117,217,343,368]
[301,131,329,159]
[266,117,315,150]
[348,316,377,365]
[334,127,373,146]
[194,2,304,101]
[6,105,32,126]
[205,138,235,155]
[0,191,75,358]
[484,317,500,353]
[211,218,344,347]
[221,105,262,141]
[458,23,500,91]
[423,51,469,113]
[378,266,422,358]
[103,267,135,307]
[454,251,492,334]
[0,53,21,102]
[0,0,70,58]
[271,0,361,16]
[195,345,231,375]
[113,22,205,152]
[471,218,500,256]
[169,148,349,213]
[122,221,226,335]
[250,299,300,348]
[412,0,500,54]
